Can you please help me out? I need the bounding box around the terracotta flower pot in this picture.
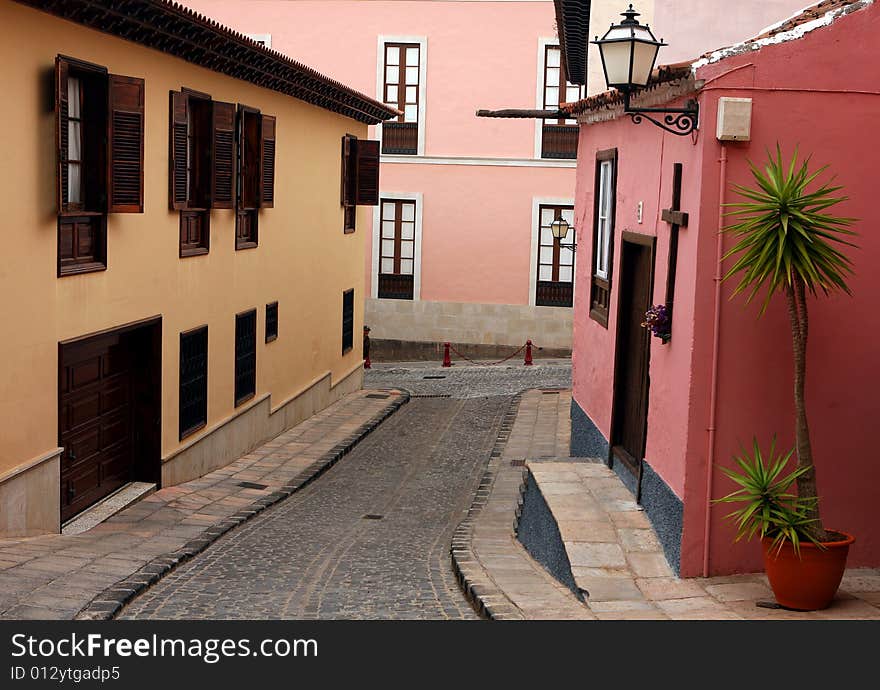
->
[761,531,855,611]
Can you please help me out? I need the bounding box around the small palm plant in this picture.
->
[715,438,819,556]
[722,145,858,543]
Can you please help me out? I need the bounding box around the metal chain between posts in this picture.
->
[447,342,529,367]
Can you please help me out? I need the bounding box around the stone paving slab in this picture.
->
[451,389,594,620]
[458,388,880,621]
[529,459,880,620]
[0,389,408,620]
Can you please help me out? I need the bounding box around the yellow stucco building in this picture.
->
[0,0,395,537]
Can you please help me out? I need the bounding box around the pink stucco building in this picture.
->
[560,0,880,576]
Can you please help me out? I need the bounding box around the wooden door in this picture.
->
[611,233,656,485]
[59,320,160,523]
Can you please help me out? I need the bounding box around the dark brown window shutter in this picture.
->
[169,90,188,210]
[211,101,235,209]
[355,139,380,206]
[55,57,70,214]
[238,106,262,209]
[341,134,355,207]
[107,75,144,213]
[260,115,276,208]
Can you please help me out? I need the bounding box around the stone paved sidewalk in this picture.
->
[452,389,594,619]
[0,389,407,620]
[458,389,880,620]
[530,460,880,620]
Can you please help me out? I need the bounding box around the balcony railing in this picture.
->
[541,124,579,160]
[382,122,418,155]
[378,273,414,300]
[536,281,573,308]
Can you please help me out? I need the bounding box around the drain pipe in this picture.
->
[702,143,727,577]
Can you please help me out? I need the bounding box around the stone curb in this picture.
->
[450,392,527,621]
[74,391,410,621]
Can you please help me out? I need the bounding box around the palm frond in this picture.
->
[722,145,858,313]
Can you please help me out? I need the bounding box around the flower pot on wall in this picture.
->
[761,531,855,611]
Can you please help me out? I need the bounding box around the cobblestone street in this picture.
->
[120,362,571,619]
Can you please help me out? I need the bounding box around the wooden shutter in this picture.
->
[169,90,188,210]
[355,139,380,206]
[55,57,70,214]
[211,101,235,209]
[107,75,144,213]
[260,115,276,208]
[340,135,355,207]
[238,106,262,209]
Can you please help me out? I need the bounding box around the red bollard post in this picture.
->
[524,340,534,366]
[442,342,452,368]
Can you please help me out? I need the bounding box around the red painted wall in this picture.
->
[573,2,880,576]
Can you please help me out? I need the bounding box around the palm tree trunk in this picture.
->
[785,279,827,541]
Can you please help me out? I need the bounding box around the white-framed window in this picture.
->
[595,160,613,280]
[590,149,617,326]
[372,192,423,300]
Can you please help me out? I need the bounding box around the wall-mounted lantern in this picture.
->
[592,5,699,136]
[550,217,577,252]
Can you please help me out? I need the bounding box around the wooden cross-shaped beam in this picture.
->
[660,163,688,343]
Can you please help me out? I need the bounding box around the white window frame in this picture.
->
[372,191,424,301]
[376,35,428,157]
[595,160,613,280]
[529,196,576,307]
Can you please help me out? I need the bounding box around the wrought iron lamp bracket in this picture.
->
[623,92,699,137]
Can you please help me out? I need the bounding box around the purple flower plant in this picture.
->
[642,304,670,339]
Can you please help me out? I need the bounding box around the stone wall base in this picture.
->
[365,298,573,349]
[162,365,364,487]
[0,450,62,538]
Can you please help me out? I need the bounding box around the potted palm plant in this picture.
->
[718,145,858,610]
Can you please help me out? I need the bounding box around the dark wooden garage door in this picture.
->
[59,320,161,524]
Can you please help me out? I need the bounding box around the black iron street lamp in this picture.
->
[550,217,577,252]
[591,5,699,136]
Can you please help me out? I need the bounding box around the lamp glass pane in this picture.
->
[631,41,660,86]
[599,40,634,87]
